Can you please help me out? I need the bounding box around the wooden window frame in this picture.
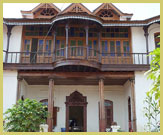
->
[154,32,160,48]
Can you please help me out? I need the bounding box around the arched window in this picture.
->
[99,10,113,18]
[154,32,160,48]
[40,8,55,16]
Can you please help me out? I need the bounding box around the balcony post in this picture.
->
[130,79,137,132]
[65,24,69,59]
[99,77,106,132]
[98,32,101,63]
[53,31,56,62]
[85,26,89,59]
[5,25,14,63]
[143,26,149,64]
[47,77,54,132]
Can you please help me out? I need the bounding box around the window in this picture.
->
[116,41,121,56]
[24,40,31,55]
[56,27,65,36]
[110,41,115,56]
[45,40,52,56]
[154,32,160,48]
[78,40,83,56]
[56,40,65,56]
[38,40,44,55]
[123,41,130,56]
[102,27,129,38]
[25,26,52,36]
[88,28,98,38]
[40,8,55,16]
[93,40,97,56]
[70,40,76,56]
[69,27,85,37]
[102,41,108,56]
[99,10,113,18]
[88,40,92,56]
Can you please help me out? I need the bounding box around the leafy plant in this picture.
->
[144,95,160,132]
[144,36,160,132]
[4,98,48,132]
[146,37,160,105]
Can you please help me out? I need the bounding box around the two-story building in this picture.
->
[3,3,160,132]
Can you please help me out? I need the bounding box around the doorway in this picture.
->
[30,38,38,63]
[69,106,84,132]
[65,91,87,132]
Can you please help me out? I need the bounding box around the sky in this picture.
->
[3,3,160,20]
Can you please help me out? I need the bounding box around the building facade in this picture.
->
[3,3,160,132]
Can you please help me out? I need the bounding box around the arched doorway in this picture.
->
[65,91,87,132]
[40,99,58,128]
[105,100,113,128]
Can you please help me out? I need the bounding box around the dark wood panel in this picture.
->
[3,63,150,71]
[23,77,128,85]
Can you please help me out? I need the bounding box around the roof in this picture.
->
[3,15,160,27]
[60,3,92,15]
[19,3,133,20]
[93,3,133,16]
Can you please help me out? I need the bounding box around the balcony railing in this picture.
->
[3,46,152,65]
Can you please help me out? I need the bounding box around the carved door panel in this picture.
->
[105,100,113,128]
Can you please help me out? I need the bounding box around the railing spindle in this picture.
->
[15,53,17,63]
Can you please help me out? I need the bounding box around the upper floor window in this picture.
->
[45,40,52,56]
[99,10,113,18]
[69,27,85,37]
[24,39,31,55]
[101,27,129,38]
[101,40,130,56]
[56,27,65,37]
[38,40,44,55]
[154,32,160,48]
[24,26,52,37]
[40,8,55,16]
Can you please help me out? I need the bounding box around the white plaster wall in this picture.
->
[6,26,23,63]
[3,70,18,113]
[20,80,28,99]
[134,71,153,132]
[131,27,147,64]
[131,27,146,54]
[3,24,7,62]
[25,85,128,132]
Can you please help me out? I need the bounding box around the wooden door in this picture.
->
[30,38,38,63]
[105,100,113,128]
[53,107,57,127]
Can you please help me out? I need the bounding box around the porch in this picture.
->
[17,71,136,132]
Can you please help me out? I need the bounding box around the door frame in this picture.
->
[65,91,87,132]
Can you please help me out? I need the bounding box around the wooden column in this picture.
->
[130,79,137,132]
[143,26,149,64]
[85,26,89,59]
[99,78,106,132]
[5,25,14,63]
[47,78,54,132]
[16,77,23,102]
[65,24,69,59]
[53,31,56,61]
[98,31,101,63]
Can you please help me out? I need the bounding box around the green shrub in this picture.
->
[4,98,48,132]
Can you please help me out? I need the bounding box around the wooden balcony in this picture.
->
[3,47,152,71]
